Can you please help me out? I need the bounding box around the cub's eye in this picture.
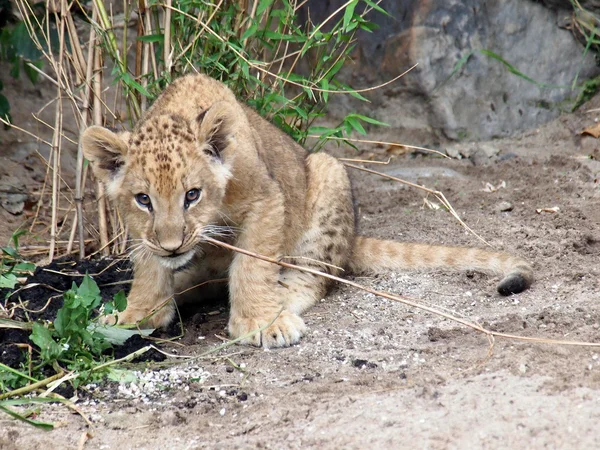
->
[184,188,201,209]
[135,193,152,209]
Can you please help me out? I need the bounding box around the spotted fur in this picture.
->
[82,74,533,348]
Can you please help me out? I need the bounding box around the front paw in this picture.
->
[99,303,174,329]
[228,310,307,348]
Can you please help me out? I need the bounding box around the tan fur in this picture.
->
[82,74,534,348]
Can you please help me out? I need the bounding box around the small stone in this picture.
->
[497,201,513,212]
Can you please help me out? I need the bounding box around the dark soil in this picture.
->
[4,256,132,322]
[0,256,177,365]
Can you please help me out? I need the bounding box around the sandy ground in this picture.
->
[2,84,600,449]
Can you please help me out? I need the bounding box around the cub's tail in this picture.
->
[348,236,533,295]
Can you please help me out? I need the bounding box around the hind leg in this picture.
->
[281,153,355,314]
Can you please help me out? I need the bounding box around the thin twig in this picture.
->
[0,371,65,401]
[203,237,600,348]
[344,163,491,247]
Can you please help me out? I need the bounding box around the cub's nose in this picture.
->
[159,240,183,254]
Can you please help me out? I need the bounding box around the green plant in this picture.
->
[97,0,389,150]
[0,275,129,394]
[0,229,35,290]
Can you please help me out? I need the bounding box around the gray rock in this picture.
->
[0,192,28,215]
[497,201,514,212]
[306,0,600,141]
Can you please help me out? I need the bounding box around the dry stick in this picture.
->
[86,229,125,259]
[24,63,83,104]
[241,0,258,49]
[48,1,67,262]
[90,23,110,257]
[165,4,415,95]
[138,0,150,111]
[0,117,51,147]
[203,237,600,348]
[145,5,158,78]
[30,113,78,145]
[344,163,491,247]
[164,0,173,74]
[69,16,98,258]
[64,9,86,83]
[0,371,65,401]
[338,157,392,165]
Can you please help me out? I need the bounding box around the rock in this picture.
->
[306,0,600,141]
[0,193,27,215]
[497,201,514,212]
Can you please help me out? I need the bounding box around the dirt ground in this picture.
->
[2,78,600,448]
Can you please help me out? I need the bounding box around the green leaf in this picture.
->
[0,93,10,123]
[345,116,367,135]
[113,290,128,312]
[0,274,18,289]
[13,262,36,275]
[349,113,389,127]
[0,405,54,430]
[91,325,153,346]
[362,0,391,16]
[241,23,258,42]
[320,78,329,103]
[137,34,164,43]
[256,0,274,16]
[120,72,152,98]
[78,275,102,309]
[29,323,63,361]
[343,0,359,30]
[23,61,42,84]
[1,246,18,258]
[10,22,42,61]
[347,89,369,102]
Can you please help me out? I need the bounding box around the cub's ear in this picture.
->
[194,101,238,161]
[81,126,129,183]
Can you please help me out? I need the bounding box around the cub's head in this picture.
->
[82,102,239,269]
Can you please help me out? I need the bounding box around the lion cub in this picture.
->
[82,74,533,348]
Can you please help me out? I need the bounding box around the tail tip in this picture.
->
[497,274,532,296]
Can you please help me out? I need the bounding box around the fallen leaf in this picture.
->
[582,123,600,138]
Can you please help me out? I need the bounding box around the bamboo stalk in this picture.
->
[91,18,110,257]
[64,8,86,84]
[146,5,158,78]
[48,0,67,262]
[68,7,99,258]
[139,0,151,111]
[135,0,145,107]
[164,0,172,74]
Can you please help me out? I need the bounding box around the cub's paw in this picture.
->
[99,305,174,329]
[228,311,307,348]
